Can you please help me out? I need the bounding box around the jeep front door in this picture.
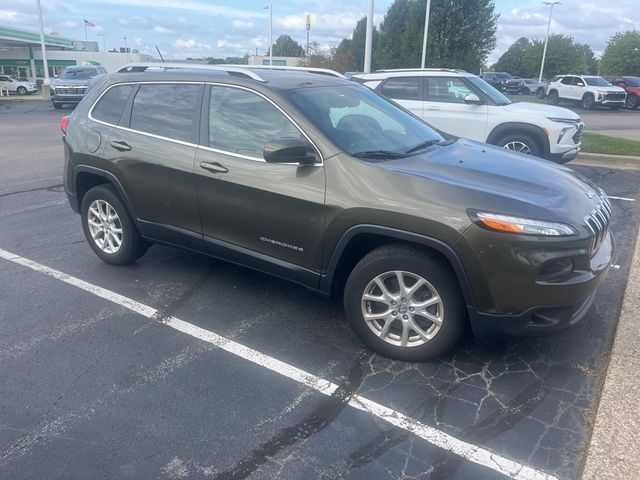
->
[194,84,326,277]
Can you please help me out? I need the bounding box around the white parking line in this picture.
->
[0,247,558,480]
[608,196,636,202]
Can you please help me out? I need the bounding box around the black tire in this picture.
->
[626,94,638,110]
[520,86,529,95]
[52,102,63,109]
[17,86,27,95]
[344,244,464,361]
[537,88,546,99]
[582,94,595,110]
[80,184,148,265]
[547,90,559,105]
[495,132,542,157]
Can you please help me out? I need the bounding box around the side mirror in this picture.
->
[464,93,483,105]
[263,139,317,165]
[576,82,585,87]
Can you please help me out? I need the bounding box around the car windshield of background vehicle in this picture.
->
[625,77,640,87]
[60,69,97,80]
[284,85,445,159]
[584,77,613,87]
[467,76,511,105]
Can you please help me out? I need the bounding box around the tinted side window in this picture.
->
[208,86,301,158]
[560,77,574,85]
[426,77,473,103]
[380,77,420,101]
[92,84,134,125]
[130,83,201,143]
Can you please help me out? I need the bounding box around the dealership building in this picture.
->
[0,25,153,83]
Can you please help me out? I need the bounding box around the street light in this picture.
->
[35,0,50,91]
[420,0,432,68]
[539,1,561,82]
[263,4,273,66]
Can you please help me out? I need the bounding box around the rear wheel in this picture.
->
[547,90,559,105]
[582,94,595,110]
[537,87,546,99]
[626,95,638,110]
[80,184,148,265]
[344,244,464,361]
[496,132,542,157]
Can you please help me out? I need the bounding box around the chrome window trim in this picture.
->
[87,80,324,165]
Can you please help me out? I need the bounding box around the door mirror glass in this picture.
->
[264,139,316,165]
[463,93,483,104]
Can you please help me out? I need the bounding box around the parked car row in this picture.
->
[0,75,38,95]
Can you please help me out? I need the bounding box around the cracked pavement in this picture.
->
[1,101,639,480]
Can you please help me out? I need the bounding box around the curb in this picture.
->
[574,153,640,170]
[581,218,640,479]
[578,152,640,162]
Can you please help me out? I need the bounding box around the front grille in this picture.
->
[583,193,612,255]
[604,92,625,101]
[573,124,584,144]
[55,86,87,95]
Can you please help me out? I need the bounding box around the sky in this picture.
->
[1,0,638,64]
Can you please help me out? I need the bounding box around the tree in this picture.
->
[271,34,304,57]
[338,17,379,72]
[523,34,587,79]
[580,44,598,75]
[494,38,532,76]
[301,41,356,73]
[600,30,640,76]
[376,0,498,73]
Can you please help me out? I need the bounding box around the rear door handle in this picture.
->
[426,107,441,111]
[110,140,132,152]
[199,161,229,174]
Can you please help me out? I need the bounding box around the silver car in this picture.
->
[51,65,107,109]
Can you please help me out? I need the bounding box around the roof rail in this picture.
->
[230,65,345,78]
[374,68,468,74]
[115,62,266,82]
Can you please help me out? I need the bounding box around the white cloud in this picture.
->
[232,20,254,29]
[151,26,174,34]
[173,38,210,50]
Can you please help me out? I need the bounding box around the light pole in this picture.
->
[263,4,273,66]
[420,0,432,68]
[539,1,560,82]
[35,0,50,95]
[364,0,374,73]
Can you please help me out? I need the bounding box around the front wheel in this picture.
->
[52,102,63,109]
[496,133,542,157]
[344,245,464,361]
[537,88,546,99]
[582,94,595,110]
[626,95,638,110]
[80,184,148,265]
[17,86,27,95]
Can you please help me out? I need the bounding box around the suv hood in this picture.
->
[593,86,626,94]
[52,78,92,86]
[502,102,580,120]
[377,139,599,225]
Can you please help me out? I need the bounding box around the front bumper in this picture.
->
[456,226,614,339]
[51,93,85,104]
[548,147,580,163]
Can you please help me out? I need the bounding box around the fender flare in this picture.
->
[73,165,139,222]
[320,224,476,308]
[486,122,550,158]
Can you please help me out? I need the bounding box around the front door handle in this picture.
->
[426,107,441,111]
[110,140,132,152]
[200,161,228,174]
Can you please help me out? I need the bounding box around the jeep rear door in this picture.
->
[100,82,204,249]
[194,84,326,280]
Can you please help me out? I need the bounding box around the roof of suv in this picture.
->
[97,69,352,91]
[353,68,472,80]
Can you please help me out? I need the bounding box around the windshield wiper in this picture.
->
[404,140,438,154]
[351,150,408,159]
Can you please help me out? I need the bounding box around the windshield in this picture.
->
[524,79,537,84]
[60,68,97,80]
[625,77,640,87]
[494,73,511,80]
[467,76,511,105]
[283,85,446,158]
[584,77,612,87]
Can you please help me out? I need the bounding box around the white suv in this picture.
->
[0,75,37,95]
[353,69,584,163]
[546,75,626,110]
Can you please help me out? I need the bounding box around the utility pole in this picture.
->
[305,13,311,56]
[124,36,129,63]
[263,5,273,66]
[36,0,50,97]
[420,0,431,68]
[364,0,374,73]
[539,1,560,82]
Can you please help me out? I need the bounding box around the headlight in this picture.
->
[473,212,576,236]
[558,127,572,143]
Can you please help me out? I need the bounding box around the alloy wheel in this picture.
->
[503,141,532,154]
[361,271,444,348]
[87,199,123,254]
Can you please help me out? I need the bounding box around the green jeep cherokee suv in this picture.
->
[62,67,613,361]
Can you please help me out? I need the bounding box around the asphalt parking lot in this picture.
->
[1,100,639,480]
